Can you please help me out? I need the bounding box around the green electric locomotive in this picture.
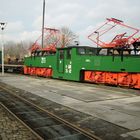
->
[24,18,140,89]
[24,46,140,89]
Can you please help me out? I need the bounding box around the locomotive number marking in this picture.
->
[41,57,46,64]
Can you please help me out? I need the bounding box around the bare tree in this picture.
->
[4,41,32,63]
[29,27,78,50]
[60,27,78,47]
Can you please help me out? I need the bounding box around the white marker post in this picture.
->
[0,22,7,76]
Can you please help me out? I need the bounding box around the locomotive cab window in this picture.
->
[78,48,86,55]
[38,51,43,56]
[98,49,108,55]
[59,50,64,59]
[67,49,71,59]
[123,50,131,55]
[107,49,120,55]
[31,52,34,57]
[86,48,94,55]
[78,47,98,55]
[33,51,38,56]
[42,51,46,56]
[87,48,98,55]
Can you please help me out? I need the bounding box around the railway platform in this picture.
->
[0,73,140,139]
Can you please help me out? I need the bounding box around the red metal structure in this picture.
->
[41,28,61,52]
[29,36,41,52]
[29,28,61,53]
[88,18,140,48]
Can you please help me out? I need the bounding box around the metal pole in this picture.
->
[42,0,46,48]
[94,31,99,48]
[97,32,99,48]
[0,22,7,76]
[1,31,4,75]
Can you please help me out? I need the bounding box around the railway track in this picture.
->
[0,64,23,73]
[0,102,42,140]
[0,85,101,140]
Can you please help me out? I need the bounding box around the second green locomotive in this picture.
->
[24,18,140,89]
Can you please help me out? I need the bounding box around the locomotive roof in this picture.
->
[57,45,95,50]
[58,45,140,50]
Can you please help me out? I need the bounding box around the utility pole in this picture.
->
[94,31,99,48]
[0,22,7,75]
[42,0,46,48]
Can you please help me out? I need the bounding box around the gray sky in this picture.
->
[0,0,140,45]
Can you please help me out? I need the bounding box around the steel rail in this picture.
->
[0,102,43,140]
[0,85,102,140]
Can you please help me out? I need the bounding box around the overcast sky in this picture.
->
[0,0,140,45]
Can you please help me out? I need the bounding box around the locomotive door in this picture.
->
[58,50,64,73]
